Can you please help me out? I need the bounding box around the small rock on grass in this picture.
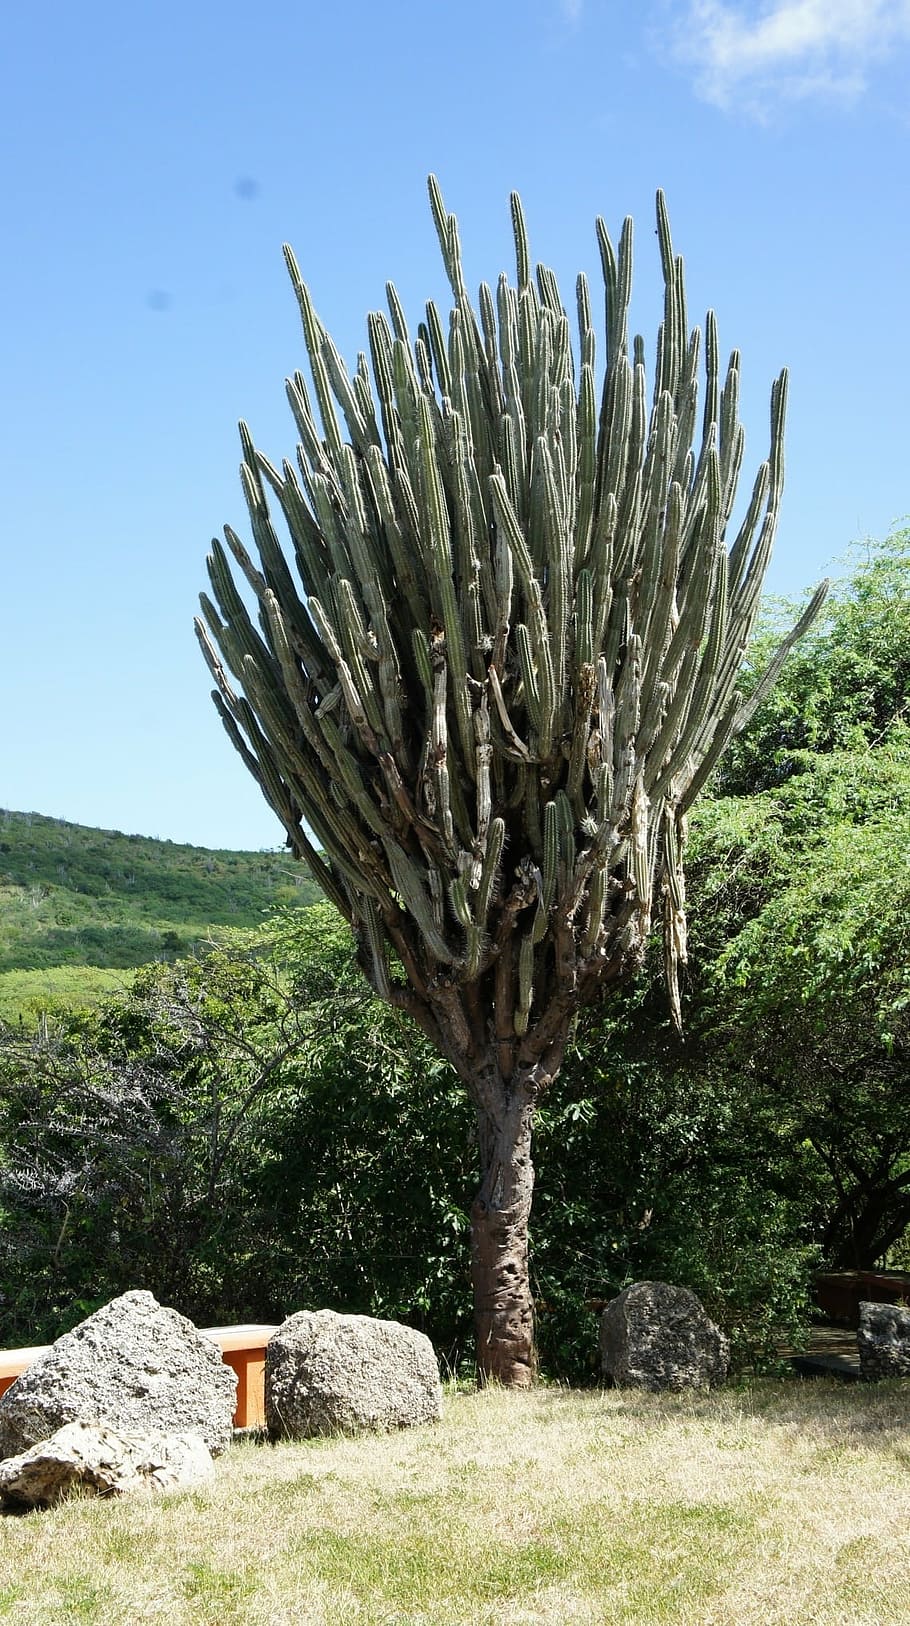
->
[858,1300,910,1380]
[266,1309,442,1439]
[600,1280,729,1392]
[0,1421,213,1508]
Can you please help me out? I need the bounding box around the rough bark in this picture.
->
[471,1094,537,1386]
[824,1181,910,1270]
[400,953,614,1386]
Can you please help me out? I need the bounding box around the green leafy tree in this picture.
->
[679,532,910,1269]
[0,910,818,1376]
[704,739,910,1267]
[197,180,822,1382]
[719,525,910,794]
[0,940,304,1339]
[0,915,476,1353]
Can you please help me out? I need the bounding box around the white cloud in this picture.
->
[673,0,910,110]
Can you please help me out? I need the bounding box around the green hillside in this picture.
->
[0,809,321,1016]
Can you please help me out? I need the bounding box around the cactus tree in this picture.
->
[197,180,825,1385]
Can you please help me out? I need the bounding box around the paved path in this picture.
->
[779,1324,860,1381]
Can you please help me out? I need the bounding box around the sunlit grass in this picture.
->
[0,1381,908,1623]
[0,965,133,1023]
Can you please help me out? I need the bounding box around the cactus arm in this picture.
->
[202,178,824,1105]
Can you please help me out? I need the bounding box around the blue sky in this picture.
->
[3,0,908,850]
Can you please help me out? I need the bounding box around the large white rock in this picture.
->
[0,1291,236,1458]
[0,1421,213,1507]
[266,1309,442,1438]
[600,1280,729,1391]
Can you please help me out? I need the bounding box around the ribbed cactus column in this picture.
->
[198,179,825,1384]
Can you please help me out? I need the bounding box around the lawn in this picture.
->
[0,1381,907,1624]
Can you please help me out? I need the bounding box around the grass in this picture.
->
[0,966,134,1024]
[1,1381,909,1623]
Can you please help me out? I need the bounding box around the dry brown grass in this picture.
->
[0,1380,908,1624]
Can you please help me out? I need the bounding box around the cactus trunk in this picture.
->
[471,1093,537,1385]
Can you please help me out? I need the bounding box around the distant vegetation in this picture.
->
[0,811,320,1019]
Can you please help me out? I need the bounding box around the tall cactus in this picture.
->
[197,180,826,1384]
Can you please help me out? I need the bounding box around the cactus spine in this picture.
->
[198,181,825,1384]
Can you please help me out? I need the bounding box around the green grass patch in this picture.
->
[0,965,133,1023]
[0,1384,908,1624]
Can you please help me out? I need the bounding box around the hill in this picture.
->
[0,809,321,1017]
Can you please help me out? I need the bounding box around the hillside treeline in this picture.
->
[0,815,321,1018]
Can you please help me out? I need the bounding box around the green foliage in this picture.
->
[718,525,910,794]
[0,909,474,1354]
[674,526,910,1274]
[0,907,813,1374]
[682,731,910,1270]
[0,967,132,1025]
[713,746,910,1028]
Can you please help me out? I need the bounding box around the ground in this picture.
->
[0,1381,907,1624]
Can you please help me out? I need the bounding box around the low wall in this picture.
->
[814,1271,910,1327]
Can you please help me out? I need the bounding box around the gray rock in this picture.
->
[266,1309,442,1438]
[600,1280,729,1391]
[858,1300,910,1380]
[0,1291,236,1459]
[0,1421,213,1507]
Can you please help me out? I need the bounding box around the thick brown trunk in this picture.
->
[824,1183,910,1270]
[471,1096,537,1386]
